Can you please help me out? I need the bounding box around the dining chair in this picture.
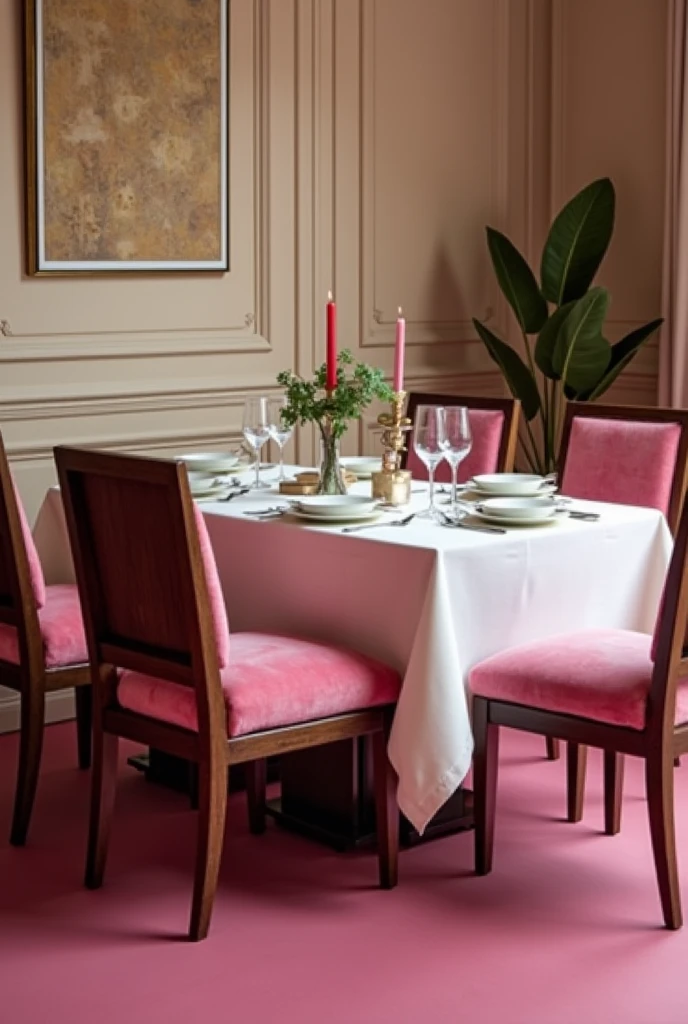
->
[402,394,519,482]
[0,433,90,845]
[54,446,400,942]
[469,490,688,929]
[546,403,688,770]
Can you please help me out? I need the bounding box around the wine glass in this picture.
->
[242,396,271,490]
[267,396,293,482]
[442,406,472,508]
[412,405,447,519]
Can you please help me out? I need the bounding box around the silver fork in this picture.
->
[243,505,288,517]
[342,512,416,534]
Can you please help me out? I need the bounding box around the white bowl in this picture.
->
[477,497,558,521]
[179,452,240,474]
[340,456,381,478]
[472,473,546,496]
[188,470,218,485]
[295,495,378,517]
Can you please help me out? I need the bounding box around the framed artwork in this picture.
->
[24,0,229,275]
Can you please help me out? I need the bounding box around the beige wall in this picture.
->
[0,0,670,725]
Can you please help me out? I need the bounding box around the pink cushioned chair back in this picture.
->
[54,448,230,735]
[560,407,688,526]
[0,432,46,636]
[403,394,519,484]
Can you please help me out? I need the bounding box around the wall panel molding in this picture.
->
[359,0,510,349]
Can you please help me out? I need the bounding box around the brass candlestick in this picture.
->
[371,391,413,505]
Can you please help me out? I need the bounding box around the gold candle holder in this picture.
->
[371,391,413,505]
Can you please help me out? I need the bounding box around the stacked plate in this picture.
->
[464,473,561,527]
[470,473,556,498]
[340,456,381,480]
[290,494,381,523]
[178,452,241,500]
[473,496,563,527]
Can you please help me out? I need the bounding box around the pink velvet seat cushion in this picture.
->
[560,417,682,516]
[193,505,230,669]
[407,409,505,484]
[469,628,688,731]
[0,584,87,668]
[117,632,401,737]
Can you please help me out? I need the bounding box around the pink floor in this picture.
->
[1,725,687,1024]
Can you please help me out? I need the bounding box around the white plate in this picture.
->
[476,497,558,521]
[471,473,548,497]
[340,457,381,479]
[291,507,383,524]
[180,452,240,474]
[294,495,378,517]
[191,484,231,501]
[473,507,565,527]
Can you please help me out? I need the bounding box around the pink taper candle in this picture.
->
[393,306,406,393]
[326,290,337,392]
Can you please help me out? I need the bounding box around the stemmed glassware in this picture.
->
[442,406,472,509]
[267,396,293,483]
[412,404,447,520]
[242,396,271,490]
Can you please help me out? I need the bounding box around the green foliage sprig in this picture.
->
[277,350,394,438]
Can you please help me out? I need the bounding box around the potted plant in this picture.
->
[277,351,393,493]
[473,178,663,474]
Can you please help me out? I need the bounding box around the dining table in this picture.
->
[33,466,673,842]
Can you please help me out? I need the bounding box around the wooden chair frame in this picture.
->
[400,393,519,474]
[55,447,398,942]
[474,489,688,929]
[0,433,91,845]
[548,403,688,767]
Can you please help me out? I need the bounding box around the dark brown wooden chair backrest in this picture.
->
[400,393,519,481]
[559,403,688,535]
[649,491,688,737]
[0,432,37,637]
[54,448,224,732]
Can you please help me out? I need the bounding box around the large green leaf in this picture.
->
[552,287,611,393]
[473,318,541,421]
[534,302,576,379]
[540,178,615,305]
[580,318,663,401]
[486,228,548,334]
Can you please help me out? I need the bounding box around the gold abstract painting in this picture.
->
[25,0,228,273]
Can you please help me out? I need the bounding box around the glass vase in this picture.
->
[317,425,347,495]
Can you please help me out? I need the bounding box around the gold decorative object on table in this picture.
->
[371,391,413,506]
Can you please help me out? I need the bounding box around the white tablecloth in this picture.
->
[33,472,672,834]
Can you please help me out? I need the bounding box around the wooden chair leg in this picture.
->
[646,752,682,929]
[372,723,399,889]
[85,731,119,889]
[474,697,499,875]
[10,689,45,846]
[75,686,92,770]
[603,750,624,835]
[189,757,228,942]
[245,758,267,835]
[546,737,560,760]
[566,742,588,823]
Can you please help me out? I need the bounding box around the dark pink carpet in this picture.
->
[0,724,687,1023]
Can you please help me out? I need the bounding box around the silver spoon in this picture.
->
[342,513,416,534]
